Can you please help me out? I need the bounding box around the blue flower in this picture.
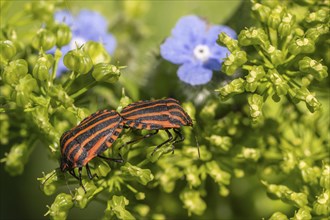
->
[51,9,116,76]
[160,15,237,86]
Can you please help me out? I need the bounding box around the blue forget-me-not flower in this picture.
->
[160,15,236,86]
[51,10,116,75]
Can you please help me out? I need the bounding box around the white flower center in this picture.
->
[193,44,211,62]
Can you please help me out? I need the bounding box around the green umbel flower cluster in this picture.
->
[1,0,329,219]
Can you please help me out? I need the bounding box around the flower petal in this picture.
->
[171,15,207,43]
[205,25,237,45]
[160,37,193,64]
[177,63,213,85]
[75,10,108,38]
[100,34,117,55]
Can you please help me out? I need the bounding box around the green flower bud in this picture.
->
[205,161,231,185]
[221,50,247,75]
[158,166,182,193]
[134,204,150,217]
[14,75,38,107]
[49,85,74,108]
[32,29,56,51]
[280,151,296,173]
[238,27,269,47]
[313,190,330,215]
[121,162,154,185]
[0,40,16,62]
[38,170,63,196]
[53,23,72,48]
[305,24,329,41]
[217,32,239,52]
[237,147,261,161]
[104,196,135,220]
[248,94,263,122]
[92,63,121,83]
[267,45,285,67]
[135,192,145,200]
[2,59,28,86]
[26,1,55,22]
[278,13,295,37]
[74,180,97,209]
[1,143,29,176]
[46,193,73,220]
[245,65,265,92]
[33,54,54,81]
[298,57,328,81]
[251,3,271,24]
[63,48,93,74]
[294,87,321,112]
[199,100,218,121]
[84,41,111,64]
[268,69,289,97]
[269,212,288,220]
[267,6,284,29]
[320,164,330,189]
[185,165,201,188]
[288,38,315,55]
[0,114,9,145]
[93,158,111,177]
[292,207,311,220]
[206,135,232,152]
[305,8,329,23]
[180,190,206,216]
[288,192,308,208]
[298,161,321,184]
[217,78,245,100]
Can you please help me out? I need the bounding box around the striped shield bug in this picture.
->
[120,98,193,155]
[58,109,124,192]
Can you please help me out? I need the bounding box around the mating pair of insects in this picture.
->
[56,98,193,191]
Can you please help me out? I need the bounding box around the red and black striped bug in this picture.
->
[119,98,193,155]
[58,109,124,192]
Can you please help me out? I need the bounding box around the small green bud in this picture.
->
[217,32,239,52]
[2,59,28,86]
[320,164,330,189]
[267,6,284,29]
[245,65,265,92]
[269,212,288,220]
[248,94,263,122]
[105,196,135,220]
[135,192,145,200]
[278,13,295,37]
[1,143,29,176]
[121,162,154,185]
[217,78,245,100]
[33,54,54,81]
[0,40,16,62]
[292,207,311,220]
[92,63,120,83]
[298,56,328,81]
[25,1,55,22]
[205,161,231,185]
[46,193,73,220]
[206,135,232,152]
[74,180,97,209]
[288,192,308,208]
[221,50,247,75]
[251,3,271,24]
[38,170,62,196]
[313,190,330,215]
[305,8,329,24]
[238,27,269,47]
[0,114,9,145]
[185,165,201,188]
[237,147,261,161]
[305,24,329,41]
[288,38,315,55]
[14,75,38,107]
[180,190,206,216]
[63,48,93,74]
[32,29,56,51]
[199,100,218,121]
[267,45,285,67]
[158,166,182,193]
[93,158,111,177]
[84,41,111,64]
[49,85,74,108]
[298,161,320,185]
[134,204,150,217]
[53,23,72,48]
[268,69,289,97]
[294,87,321,112]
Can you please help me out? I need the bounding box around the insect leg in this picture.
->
[86,163,98,179]
[151,130,173,156]
[172,128,184,144]
[98,155,124,163]
[119,130,159,151]
[78,167,86,193]
[69,169,79,180]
